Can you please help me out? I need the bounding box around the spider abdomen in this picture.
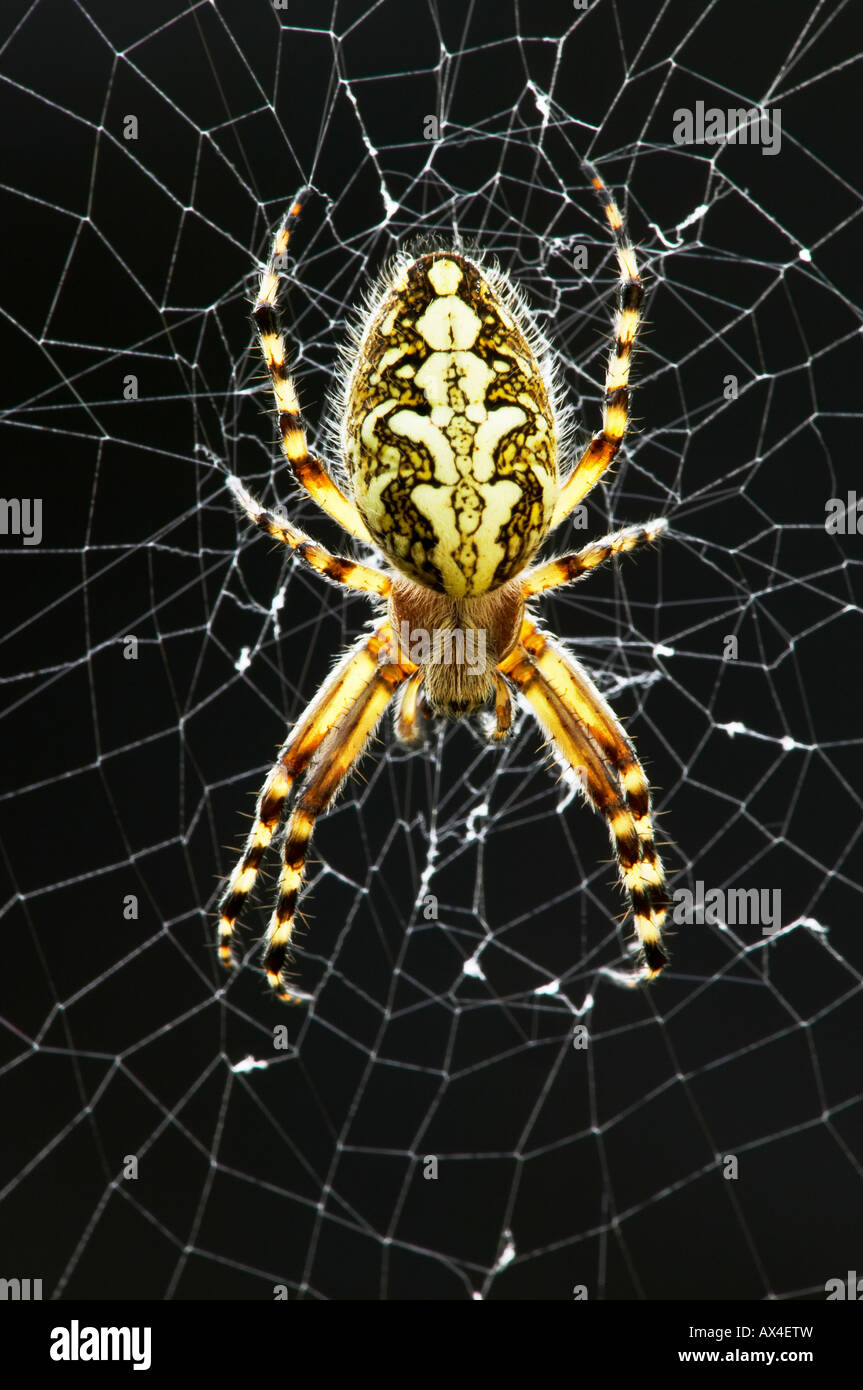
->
[343,252,559,598]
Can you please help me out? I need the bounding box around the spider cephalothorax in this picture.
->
[219,169,670,1002]
[387,577,524,716]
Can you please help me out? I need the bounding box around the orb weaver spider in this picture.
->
[219,164,669,1001]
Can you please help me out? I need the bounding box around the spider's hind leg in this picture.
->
[254,193,375,546]
[550,164,644,532]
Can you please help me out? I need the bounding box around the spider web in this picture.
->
[1,0,861,1303]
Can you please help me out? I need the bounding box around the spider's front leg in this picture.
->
[218,622,407,989]
[498,621,669,978]
[261,634,415,1002]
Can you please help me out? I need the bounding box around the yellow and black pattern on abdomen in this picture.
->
[343,252,559,597]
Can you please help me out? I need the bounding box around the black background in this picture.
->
[0,0,861,1304]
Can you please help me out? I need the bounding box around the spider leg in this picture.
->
[218,622,404,972]
[523,518,667,597]
[550,164,644,531]
[488,671,514,741]
[227,474,390,597]
[255,193,375,545]
[395,670,429,744]
[514,622,667,860]
[263,644,413,1002]
[498,622,668,977]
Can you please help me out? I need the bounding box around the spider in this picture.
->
[219,164,669,1002]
